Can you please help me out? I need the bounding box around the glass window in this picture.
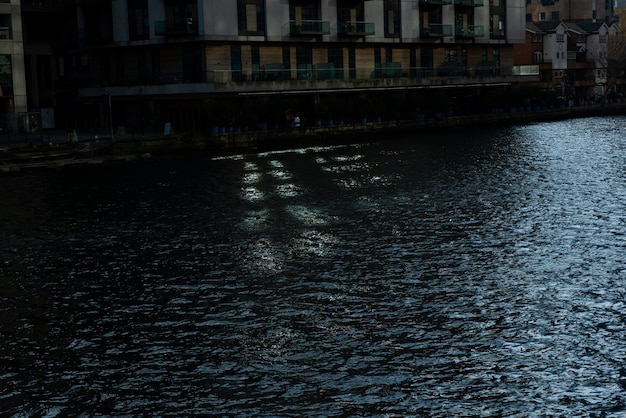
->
[128,0,149,41]
[384,0,400,38]
[238,0,265,35]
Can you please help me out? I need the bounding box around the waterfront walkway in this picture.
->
[1,102,625,171]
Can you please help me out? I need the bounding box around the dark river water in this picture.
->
[2,116,626,417]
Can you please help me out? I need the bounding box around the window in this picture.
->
[551,11,559,20]
[291,0,320,22]
[0,14,11,39]
[165,0,198,35]
[533,51,542,63]
[237,0,265,35]
[532,33,542,42]
[384,0,400,38]
[556,33,564,42]
[0,55,12,95]
[539,12,546,21]
[128,0,149,41]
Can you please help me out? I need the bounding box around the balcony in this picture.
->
[288,20,330,36]
[21,0,63,11]
[155,20,199,37]
[454,0,484,5]
[419,0,454,5]
[337,21,375,36]
[420,24,453,38]
[455,25,484,37]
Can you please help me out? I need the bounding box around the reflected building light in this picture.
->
[275,183,302,198]
[241,209,271,231]
[244,162,260,171]
[246,239,283,274]
[290,230,339,257]
[269,169,292,180]
[268,160,284,168]
[285,204,330,226]
[241,186,265,202]
[242,171,262,184]
[332,154,364,162]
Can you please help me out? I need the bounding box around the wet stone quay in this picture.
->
[2,116,626,416]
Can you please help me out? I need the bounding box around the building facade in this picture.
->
[525,0,614,24]
[514,20,622,103]
[70,0,529,136]
[0,0,27,134]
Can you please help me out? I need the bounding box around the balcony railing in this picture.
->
[455,25,484,37]
[337,21,375,36]
[154,20,199,37]
[419,0,454,5]
[21,0,63,10]
[288,20,330,36]
[454,0,484,5]
[80,65,522,90]
[420,24,453,37]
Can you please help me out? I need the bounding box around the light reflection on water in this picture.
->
[2,117,626,416]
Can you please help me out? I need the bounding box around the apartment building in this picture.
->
[70,0,528,135]
[514,20,621,102]
[526,0,613,24]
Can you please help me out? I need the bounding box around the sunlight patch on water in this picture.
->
[285,205,331,226]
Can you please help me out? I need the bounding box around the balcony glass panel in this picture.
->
[419,0,454,5]
[454,0,484,5]
[337,21,375,36]
[455,25,484,37]
[420,24,453,37]
[289,20,330,35]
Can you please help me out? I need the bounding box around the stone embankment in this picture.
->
[1,103,625,172]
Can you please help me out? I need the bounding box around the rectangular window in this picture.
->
[556,33,564,42]
[165,0,197,35]
[0,55,12,96]
[151,48,160,82]
[328,47,343,79]
[0,14,11,39]
[290,0,320,21]
[539,12,546,21]
[128,0,149,41]
[137,49,147,83]
[183,45,202,82]
[551,11,559,20]
[282,46,291,71]
[384,0,400,38]
[238,0,265,35]
[296,46,313,80]
[374,47,381,77]
[231,45,242,82]
[348,47,356,79]
[410,47,417,77]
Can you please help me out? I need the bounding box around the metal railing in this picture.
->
[80,64,522,89]
[421,24,453,37]
[455,25,485,37]
[287,20,331,35]
[454,0,484,5]
[337,21,376,36]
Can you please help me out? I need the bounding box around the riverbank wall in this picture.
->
[1,103,625,171]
